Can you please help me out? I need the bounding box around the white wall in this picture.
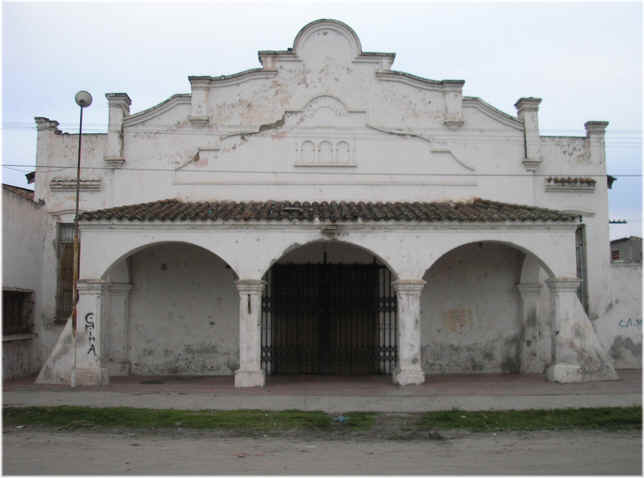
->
[2,187,47,379]
[595,263,642,369]
[2,189,46,292]
[127,243,239,375]
[421,243,524,374]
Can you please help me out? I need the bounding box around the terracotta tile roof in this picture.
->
[79,198,577,223]
[2,184,35,201]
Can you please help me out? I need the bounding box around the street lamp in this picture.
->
[71,90,92,340]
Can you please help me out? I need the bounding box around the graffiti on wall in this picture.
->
[85,312,97,356]
[618,318,642,328]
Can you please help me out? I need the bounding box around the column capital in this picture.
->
[105,92,132,111]
[584,121,609,137]
[392,279,425,294]
[235,279,266,294]
[514,97,542,114]
[34,116,60,132]
[546,277,581,292]
[517,282,542,298]
[107,282,133,295]
[77,279,108,295]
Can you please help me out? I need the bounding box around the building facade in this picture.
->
[33,19,623,387]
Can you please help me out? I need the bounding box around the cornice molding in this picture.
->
[79,220,579,233]
[123,94,191,127]
[463,97,523,131]
[188,69,278,89]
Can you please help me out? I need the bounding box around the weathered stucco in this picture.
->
[421,243,524,375]
[126,243,239,376]
[596,263,642,369]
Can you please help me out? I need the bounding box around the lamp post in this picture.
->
[71,91,92,340]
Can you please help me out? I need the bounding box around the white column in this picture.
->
[234,279,265,387]
[71,279,109,386]
[517,282,548,374]
[392,279,426,386]
[546,278,582,382]
[106,282,132,376]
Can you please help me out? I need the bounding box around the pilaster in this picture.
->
[517,282,548,374]
[442,80,465,128]
[234,279,265,387]
[104,93,131,168]
[105,282,133,376]
[515,97,542,171]
[392,279,426,386]
[71,279,109,386]
[188,76,210,127]
[34,117,60,202]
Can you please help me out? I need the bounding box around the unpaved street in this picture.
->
[3,428,641,475]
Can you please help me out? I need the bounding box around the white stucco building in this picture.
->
[32,19,629,387]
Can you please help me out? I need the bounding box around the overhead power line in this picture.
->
[2,163,642,178]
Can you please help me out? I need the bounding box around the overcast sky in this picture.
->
[2,1,641,238]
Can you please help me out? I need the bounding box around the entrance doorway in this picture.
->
[261,262,397,376]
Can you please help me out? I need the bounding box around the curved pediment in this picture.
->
[293,19,362,65]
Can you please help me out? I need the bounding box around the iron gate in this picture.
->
[261,263,397,375]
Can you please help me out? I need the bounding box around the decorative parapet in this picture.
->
[50,178,102,192]
[34,117,61,134]
[545,176,596,193]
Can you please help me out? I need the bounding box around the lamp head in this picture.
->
[74,90,93,108]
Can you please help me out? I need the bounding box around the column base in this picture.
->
[234,369,265,388]
[71,367,110,387]
[393,367,425,386]
[546,363,582,383]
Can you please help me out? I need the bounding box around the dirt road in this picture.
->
[3,428,641,475]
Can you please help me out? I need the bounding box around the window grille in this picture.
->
[3,290,33,335]
[56,223,75,320]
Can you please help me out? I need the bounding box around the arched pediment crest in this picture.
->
[293,19,363,65]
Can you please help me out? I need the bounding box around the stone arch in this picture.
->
[83,236,241,282]
[421,238,557,281]
[259,238,399,280]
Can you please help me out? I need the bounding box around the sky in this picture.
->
[2,1,642,239]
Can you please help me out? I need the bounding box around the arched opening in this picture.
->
[261,241,398,376]
[101,241,239,377]
[420,241,551,375]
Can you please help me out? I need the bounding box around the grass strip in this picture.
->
[418,407,642,432]
[3,407,334,431]
[3,406,640,433]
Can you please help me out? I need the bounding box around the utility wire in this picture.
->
[2,163,642,177]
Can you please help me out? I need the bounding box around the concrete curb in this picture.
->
[3,391,641,413]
